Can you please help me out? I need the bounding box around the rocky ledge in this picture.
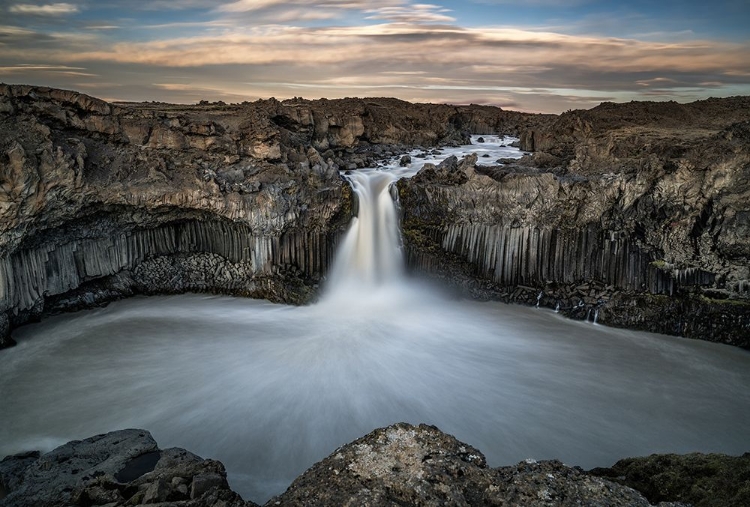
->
[6,423,748,507]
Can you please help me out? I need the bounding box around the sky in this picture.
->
[0,0,748,113]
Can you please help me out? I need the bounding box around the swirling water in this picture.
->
[1,137,749,503]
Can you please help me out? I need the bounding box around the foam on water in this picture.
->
[1,137,749,503]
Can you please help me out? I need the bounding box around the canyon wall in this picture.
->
[0,85,546,347]
[1,85,748,347]
[398,100,750,346]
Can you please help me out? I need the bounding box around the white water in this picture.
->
[1,137,750,504]
[323,170,405,294]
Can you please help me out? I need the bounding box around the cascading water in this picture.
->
[322,169,406,300]
[1,137,750,504]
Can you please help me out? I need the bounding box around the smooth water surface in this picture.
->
[3,293,750,503]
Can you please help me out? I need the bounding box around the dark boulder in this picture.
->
[590,452,750,507]
[412,154,477,185]
[0,429,253,507]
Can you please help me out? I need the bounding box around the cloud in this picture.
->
[0,24,37,36]
[75,0,231,11]
[1,1,748,113]
[0,63,97,76]
[85,24,120,30]
[365,5,455,24]
[216,0,285,12]
[467,0,591,5]
[216,0,401,13]
[8,3,79,15]
[42,24,747,81]
[635,77,678,87]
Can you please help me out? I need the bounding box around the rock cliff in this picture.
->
[0,85,546,347]
[1,85,749,347]
[2,424,720,506]
[398,98,750,346]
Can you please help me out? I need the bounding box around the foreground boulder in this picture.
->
[0,429,253,506]
[8,423,745,506]
[269,423,670,506]
[591,452,750,507]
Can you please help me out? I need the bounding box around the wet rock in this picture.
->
[399,154,412,166]
[0,429,157,506]
[494,459,661,507]
[0,314,13,348]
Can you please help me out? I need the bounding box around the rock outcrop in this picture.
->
[399,98,750,347]
[590,452,750,507]
[268,423,667,507]
[0,429,252,506]
[1,424,712,507]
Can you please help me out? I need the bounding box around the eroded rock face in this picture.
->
[399,99,750,346]
[0,85,549,347]
[590,452,750,507]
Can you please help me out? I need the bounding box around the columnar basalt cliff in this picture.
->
[1,85,749,347]
[0,85,549,347]
[398,99,750,347]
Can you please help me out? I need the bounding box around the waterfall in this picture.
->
[321,169,408,305]
[322,134,518,303]
[326,170,404,288]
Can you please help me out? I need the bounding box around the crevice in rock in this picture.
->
[114,451,161,483]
